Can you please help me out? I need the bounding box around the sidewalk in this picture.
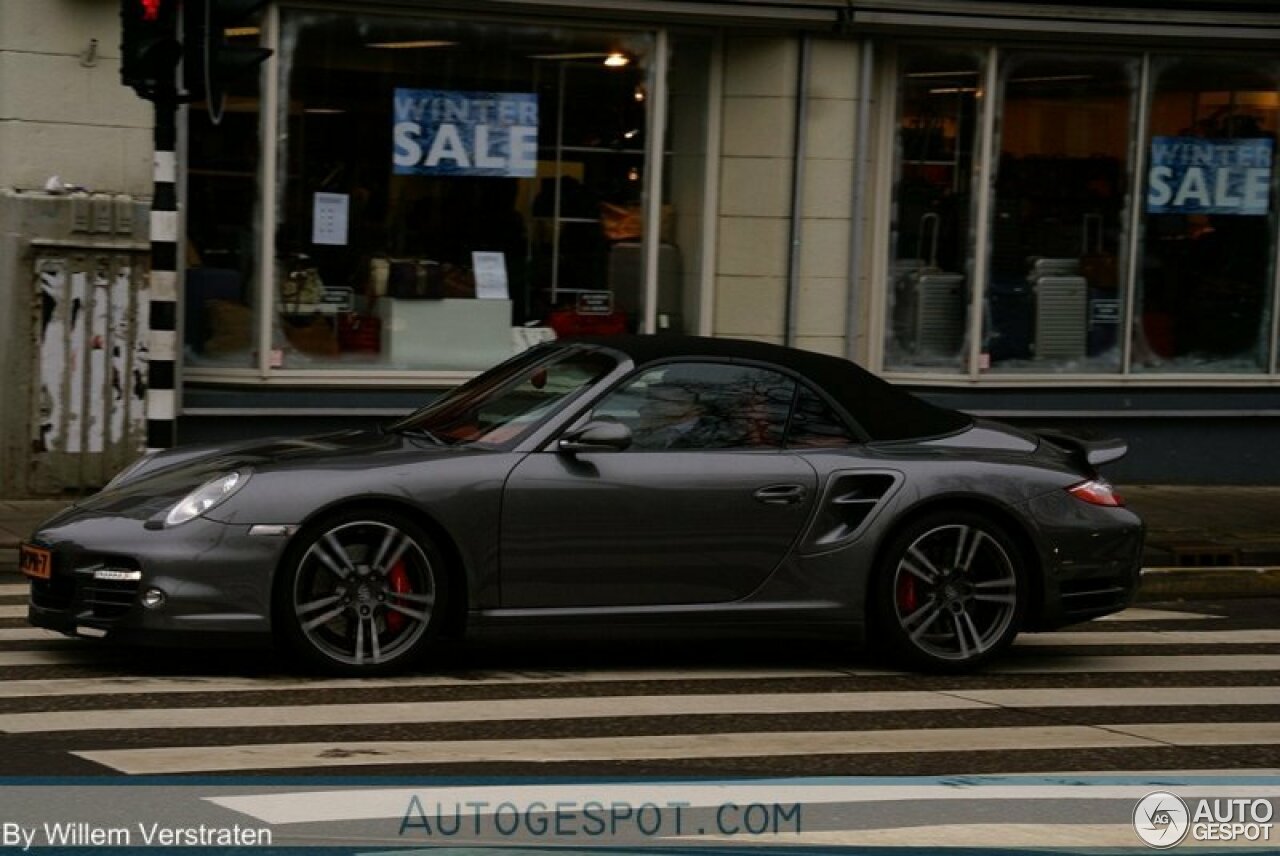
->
[2,486,1279,598]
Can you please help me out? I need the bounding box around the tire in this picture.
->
[873,510,1026,671]
[274,508,448,675]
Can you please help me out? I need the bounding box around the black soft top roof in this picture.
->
[569,335,971,442]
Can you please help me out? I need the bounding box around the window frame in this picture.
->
[875,40,1280,387]
[556,356,865,452]
[181,3,721,386]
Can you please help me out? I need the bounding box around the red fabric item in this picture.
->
[546,309,629,337]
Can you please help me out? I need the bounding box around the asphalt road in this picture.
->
[0,566,1277,779]
[3,568,1279,850]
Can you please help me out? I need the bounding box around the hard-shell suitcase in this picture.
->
[1027,257,1080,280]
[1033,274,1088,360]
[894,213,965,360]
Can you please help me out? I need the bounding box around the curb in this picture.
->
[1136,566,1280,601]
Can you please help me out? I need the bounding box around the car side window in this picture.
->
[787,386,858,448]
[592,362,796,451]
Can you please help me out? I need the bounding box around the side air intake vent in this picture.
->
[805,471,902,550]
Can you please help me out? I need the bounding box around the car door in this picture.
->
[500,361,819,608]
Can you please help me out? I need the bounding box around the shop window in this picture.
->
[184,12,712,376]
[1133,58,1279,373]
[184,26,265,368]
[983,53,1137,373]
[246,10,681,372]
[884,48,984,374]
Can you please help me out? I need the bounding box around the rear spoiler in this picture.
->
[1036,430,1128,468]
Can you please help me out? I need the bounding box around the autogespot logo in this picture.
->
[1134,791,1191,849]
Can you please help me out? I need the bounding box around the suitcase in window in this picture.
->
[895,213,966,360]
[1032,274,1087,361]
[1027,257,1080,280]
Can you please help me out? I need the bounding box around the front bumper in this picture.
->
[26,506,286,645]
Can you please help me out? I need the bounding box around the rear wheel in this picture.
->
[276,509,446,675]
[875,511,1025,671]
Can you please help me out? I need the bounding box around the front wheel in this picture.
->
[874,512,1026,671]
[276,510,447,675]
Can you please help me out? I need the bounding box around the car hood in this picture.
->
[75,430,438,519]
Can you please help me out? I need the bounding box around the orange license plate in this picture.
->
[19,543,51,580]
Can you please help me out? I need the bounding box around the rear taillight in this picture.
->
[1067,479,1124,507]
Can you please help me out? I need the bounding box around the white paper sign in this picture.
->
[312,192,349,246]
[472,251,510,300]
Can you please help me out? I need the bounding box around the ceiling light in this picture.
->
[907,70,979,79]
[1011,74,1094,84]
[528,52,611,61]
[366,40,457,50]
[604,52,630,68]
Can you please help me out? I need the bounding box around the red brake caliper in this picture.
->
[385,559,411,632]
[897,573,918,615]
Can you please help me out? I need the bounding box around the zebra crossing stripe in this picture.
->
[988,654,1280,673]
[692,823,1133,847]
[0,605,27,619]
[6,685,1280,734]
[2,646,1280,672]
[1017,629,1280,645]
[0,692,985,733]
[0,584,29,596]
[0,628,69,642]
[74,722,1280,775]
[1098,608,1219,621]
[206,781,1280,826]
[0,667,851,698]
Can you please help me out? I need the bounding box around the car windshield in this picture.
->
[386,346,618,448]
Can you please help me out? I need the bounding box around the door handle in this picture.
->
[753,484,807,505]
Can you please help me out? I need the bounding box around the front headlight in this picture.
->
[164,470,251,527]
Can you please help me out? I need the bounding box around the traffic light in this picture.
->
[183,0,272,112]
[120,0,181,99]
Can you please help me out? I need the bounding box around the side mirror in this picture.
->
[558,419,632,453]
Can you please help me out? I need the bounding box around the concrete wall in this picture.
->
[0,0,153,195]
[713,36,796,344]
[794,38,858,358]
[0,1,154,497]
[711,35,868,359]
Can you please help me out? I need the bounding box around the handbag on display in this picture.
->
[280,266,324,308]
[281,314,340,357]
[337,312,382,353]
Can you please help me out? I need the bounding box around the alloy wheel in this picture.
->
[292,520,436,667]
[890,522,1018,663]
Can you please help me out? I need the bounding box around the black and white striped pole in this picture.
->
[120,0,181,451]
[146,99,179,451]
[122,0,271,451]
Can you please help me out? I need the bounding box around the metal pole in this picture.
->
[785,34,811,348]
[642,29,669,336]
[845,39,874,361]
[146,87,179,451]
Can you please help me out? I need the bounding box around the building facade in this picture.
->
[3,0,1280,494]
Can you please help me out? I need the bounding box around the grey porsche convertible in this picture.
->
[24,336,1143,674]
